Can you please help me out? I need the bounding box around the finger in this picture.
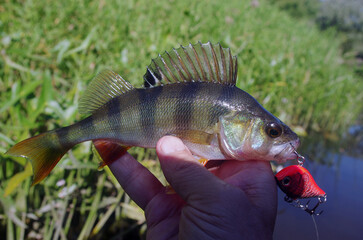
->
[217,160,277,207]
[156,136,226,203]
[93,140,164,210]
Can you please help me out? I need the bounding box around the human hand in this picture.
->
[94,136,277,240]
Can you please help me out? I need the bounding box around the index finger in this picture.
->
[93,140,165,209]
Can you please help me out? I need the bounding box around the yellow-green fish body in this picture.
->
[7,42,299,185]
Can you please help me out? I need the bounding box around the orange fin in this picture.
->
[6,131,71,185]
[198,158,208,166]
[165,185,176,195]
[93,140,131,168]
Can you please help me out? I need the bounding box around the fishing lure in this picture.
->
[275,164,327,215]
[6,42,300,185]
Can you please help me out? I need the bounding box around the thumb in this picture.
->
[156,136,225,203]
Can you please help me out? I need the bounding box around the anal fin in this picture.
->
[93,140,131,168]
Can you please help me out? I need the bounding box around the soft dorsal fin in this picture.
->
[143,42,238,87]
[79,70,134,115]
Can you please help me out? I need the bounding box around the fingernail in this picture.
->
[160,136,186,155]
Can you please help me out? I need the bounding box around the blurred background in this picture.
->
[0,0,362,239]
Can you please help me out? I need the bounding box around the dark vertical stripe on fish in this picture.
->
[107,97,121,134]
[138,86,164,139]
[81,116,96,137]
[56,126,71,147]
[174,83,200,129]
[208,85,233,126]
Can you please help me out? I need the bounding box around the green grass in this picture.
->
[0,0,362,239]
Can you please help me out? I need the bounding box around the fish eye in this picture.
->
[282,176,291,186]
[265,122,282,138]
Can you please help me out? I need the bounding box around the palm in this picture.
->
[94,137,277,240]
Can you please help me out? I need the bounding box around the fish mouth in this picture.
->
[274,139,300,162]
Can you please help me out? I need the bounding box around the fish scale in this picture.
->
[6,42,300,185]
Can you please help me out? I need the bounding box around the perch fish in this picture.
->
[6,42,300,185]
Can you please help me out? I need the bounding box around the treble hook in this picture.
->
[284,194,327,216]
[303,199,324,216]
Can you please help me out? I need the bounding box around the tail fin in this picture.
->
[6,131,71,185]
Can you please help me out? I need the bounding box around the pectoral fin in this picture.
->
[174,130,215,145]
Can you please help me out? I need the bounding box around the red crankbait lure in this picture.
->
[275,164,327,216]
[275,165,326,199]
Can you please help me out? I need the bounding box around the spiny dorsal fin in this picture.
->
[143,42,238,87]
[79,70,134,115]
